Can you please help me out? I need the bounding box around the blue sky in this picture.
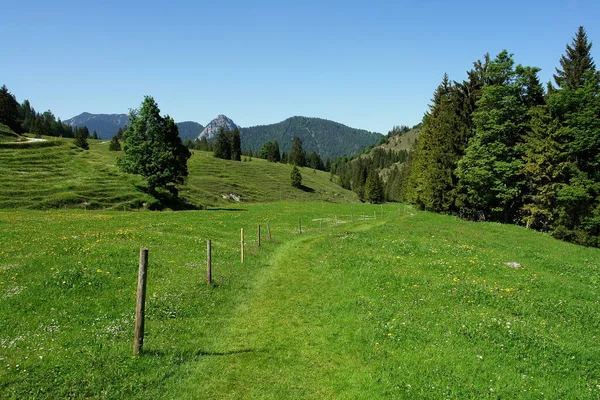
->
[1,0,598,133]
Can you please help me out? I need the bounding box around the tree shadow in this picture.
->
[300,185,314,193]
[143,348,258,361]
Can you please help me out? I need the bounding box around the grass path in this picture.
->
[178,220,389,399]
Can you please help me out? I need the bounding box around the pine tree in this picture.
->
[289,136,306,167]
[364,170,384,203]
[291,165,302,188]
[109,135,121,151]
[118,96,191,197]
[74,127,90,150]
[213,127,232,160]
[0,85,22,133]
[231,127,242,161]
[553,26,598,90]
[271,140,281,162]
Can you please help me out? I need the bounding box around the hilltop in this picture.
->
[240,116,383,160]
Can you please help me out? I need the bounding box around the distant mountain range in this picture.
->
[63,113,129,139]
[63,113,205,141]
[65,112,383,158]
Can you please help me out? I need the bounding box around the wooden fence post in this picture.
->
[267,222,272,241]
[258,224,261,248]
[133,248,148,356]
[241,228,245,263]
[207,240,212,284]
[298,217,302,234]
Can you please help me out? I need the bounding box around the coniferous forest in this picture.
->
[394,27,600,246]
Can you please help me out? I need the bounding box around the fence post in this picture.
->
[207,240,212,284]
[258,224,261,248]
[241,228,245,263]
[133,248,148,356]
[298,217,302,234]
[267,222,272,241]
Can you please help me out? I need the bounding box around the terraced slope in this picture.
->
[0,140,151,209]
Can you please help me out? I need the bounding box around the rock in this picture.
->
[504,262,522,268]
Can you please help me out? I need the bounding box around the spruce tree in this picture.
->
[213,127,232,160]
[118,96,191,197]
[289,136,306,167]
[109,135,121,151]
[231,127,242,161]
[364,170,384,204]
[553,26,597,90]
[74,127,90,150]
[291,165,302,188]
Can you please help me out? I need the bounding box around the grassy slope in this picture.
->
[1,204,599,399]
[0,139,357,210]
[0,123,20,142]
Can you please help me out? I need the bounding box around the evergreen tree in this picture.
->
[259,141,274,160]
[0,85,22,133]
[198,136,209,151]
[271,140,281,162]
[118,96,191,197]
[291,165,302,188]
[74,126,90,150]
[109,135,121,151]
[364,170,384,203]
[231,127,242,161]
[91,130,99,140]
[213,127,232,160]
[553,26,598,90]
[289,136,306,167]
[456,51,544,222]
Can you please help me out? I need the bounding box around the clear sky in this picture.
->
[1,0,598,133]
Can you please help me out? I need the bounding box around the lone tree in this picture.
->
[74,126,90,150]
[291,165,302,188]
[118,96,191,198]
[108,135,121,151]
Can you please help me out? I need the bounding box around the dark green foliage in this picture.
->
[0,85,22,134]
[456,51,544,222]
[213,127,242,161]
[231,128,242,161]
[213,127,232,160]
[364,170,384,204]
[291,165,302,188]
[289,136,306,167]
[240,116,382,160]
[91,130,99,140]
[259,141,281,162]
[74,126,90,150]
[108,135,121,151]
[553,26,598,90]
[118,96,191,197]
[308,151,324,170]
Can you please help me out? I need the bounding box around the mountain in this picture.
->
[198,114,238,140]
[177,121,205,141]
[64,113,204,141]
[64,112,129,139]
[240,116,383,160]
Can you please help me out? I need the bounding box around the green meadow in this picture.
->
[1,203,599,399]
[1,139,600,398]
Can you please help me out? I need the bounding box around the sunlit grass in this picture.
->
[1,204,599,398]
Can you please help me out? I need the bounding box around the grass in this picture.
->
[1,203,599,398]
[0,123,20,142]
[0,138,357,210]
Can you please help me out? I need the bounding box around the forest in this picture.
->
[393,27,600,246]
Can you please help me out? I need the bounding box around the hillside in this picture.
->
[0,138,357,210]
[177,121,205,141]
[240,116,383,160]
[64,112,129,139]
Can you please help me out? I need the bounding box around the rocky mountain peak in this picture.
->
[198,114,237,140]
